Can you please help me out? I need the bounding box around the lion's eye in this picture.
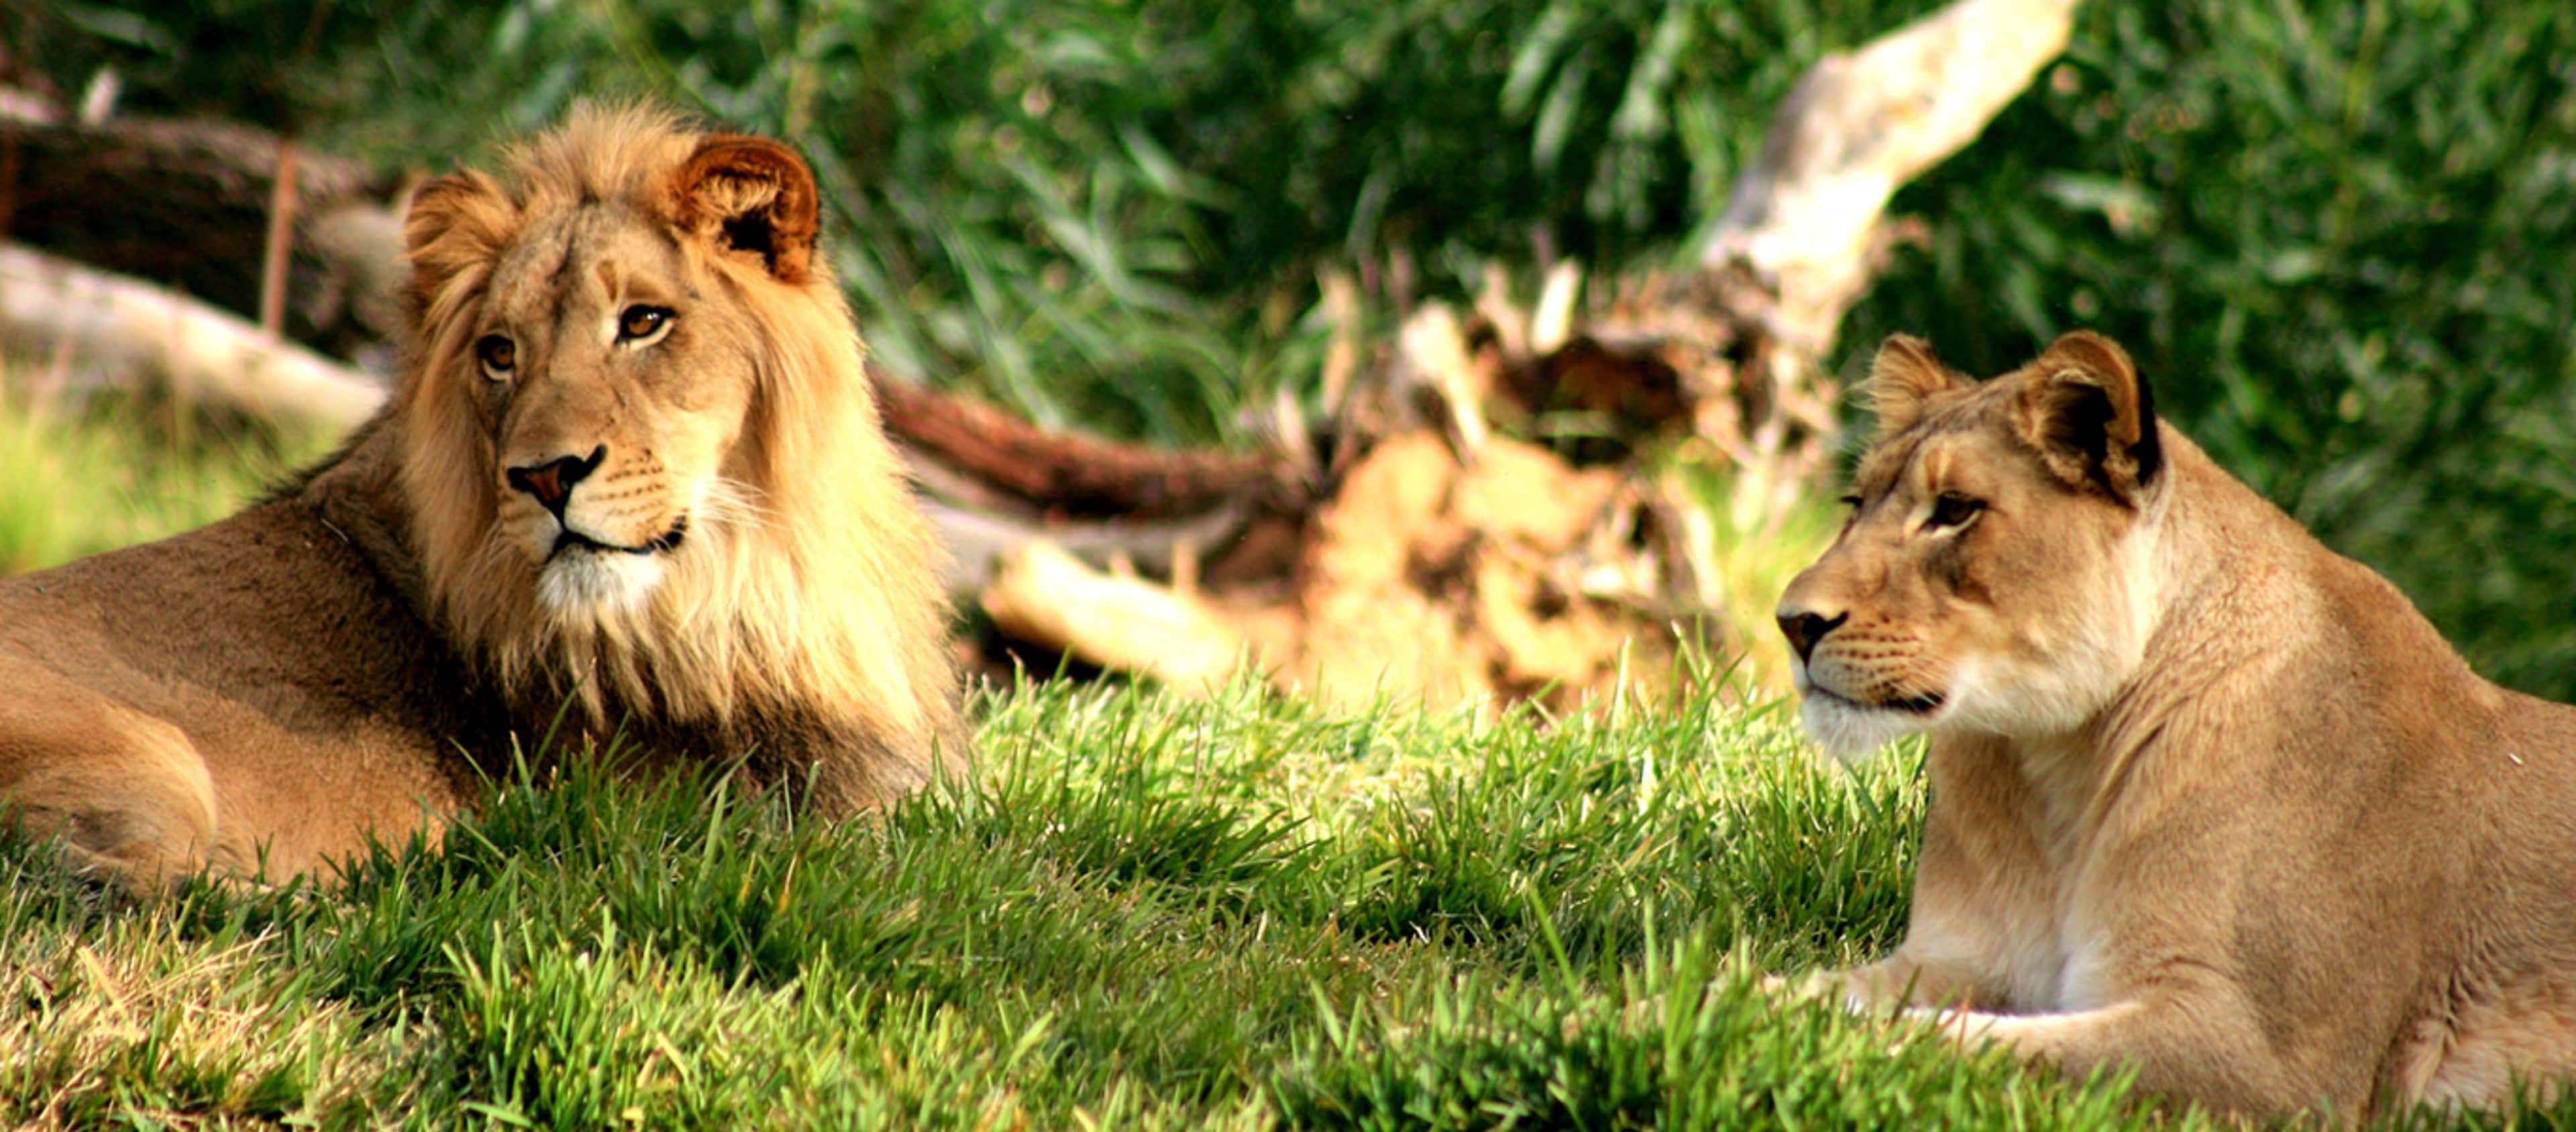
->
[1927,492,1985,530]
[618,305,675,344]
[1837,493,1862,509]
[475,335,516,381]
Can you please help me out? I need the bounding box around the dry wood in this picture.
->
[0,242,384,430]
[258,136,301,336]
[980,540,1266,692]
[1701,0,2081,353]
[874,377,1285,521]
[0,113,397,351]
[989,431,1693,711]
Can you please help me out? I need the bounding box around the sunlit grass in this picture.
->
[22,674,2563,1129]
[0,680,2056,1130]
[0,378,337,576]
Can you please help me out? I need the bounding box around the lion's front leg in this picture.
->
[0,672,221,894]
[1912,988,2351,1119]
[1776,949,2001,1015]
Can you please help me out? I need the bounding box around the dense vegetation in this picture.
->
[18,0,2572,693]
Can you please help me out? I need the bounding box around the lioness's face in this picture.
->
[467,207,755,614]
[1777,333,2165,758]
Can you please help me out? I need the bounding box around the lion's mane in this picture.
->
[396,104,959,761]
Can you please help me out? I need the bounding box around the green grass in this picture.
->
[0,676,2563,1130]
[0,387,335,575]
[0,680,1971,1129]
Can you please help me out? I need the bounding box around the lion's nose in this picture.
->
[504,445,608,515]
[1775,607,1849,662]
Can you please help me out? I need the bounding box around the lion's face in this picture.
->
[467,207,756,614]
[398,113,836,633]
[386,107,951,734]
[1777,332,2166,758]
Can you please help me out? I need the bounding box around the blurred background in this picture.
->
[5,0,2573,699]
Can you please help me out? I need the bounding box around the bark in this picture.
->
[875,377,1287,521]
[1701,0,2082,354]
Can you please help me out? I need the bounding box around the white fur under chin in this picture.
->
[1798,683,1935,764]
[537,551,665,616]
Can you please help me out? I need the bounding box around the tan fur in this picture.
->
[0,104,968,890]
[1774,331,2576,1119]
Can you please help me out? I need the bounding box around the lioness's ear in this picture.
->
[2015,330,2162,502]
[669,135,821,285]
[1868,334,1966,440]
[404,170,517,299]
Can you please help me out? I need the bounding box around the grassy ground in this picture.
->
[0,678,2098,1131]
[0,676,2567,1130]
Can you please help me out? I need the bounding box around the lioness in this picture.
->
[1774,331,2576,1118]
[0,105,969,890]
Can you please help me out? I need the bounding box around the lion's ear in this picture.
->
[669,135,821,285]
[2015,329,2162,502]
[404,170,517,298]
[1867,334,1965,440]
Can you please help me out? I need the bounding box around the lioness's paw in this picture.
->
[1760,970,1876,1016]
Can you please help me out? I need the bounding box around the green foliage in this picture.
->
[1846,0,2576,696]
[19,0,2576,688]
[18,0,1947,442]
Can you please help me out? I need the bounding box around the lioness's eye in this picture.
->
[1836,493,1862,509]
[475,335,516,381]
[619,305,675,343]
[1927,492,1985,530]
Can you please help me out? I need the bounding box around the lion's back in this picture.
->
[0,497,489,867]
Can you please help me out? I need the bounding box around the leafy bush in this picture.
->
[17,0,1947,440]
[22,0,2576,691]
[1846,0,2576,695]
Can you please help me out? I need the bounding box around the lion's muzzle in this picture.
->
[549,515,689,560]
[505,446,608,516]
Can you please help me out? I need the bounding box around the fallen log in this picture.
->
[0,242,384,431]
[0,112,403,352]
[1702,0,2081,353]
[874,376,1289,521]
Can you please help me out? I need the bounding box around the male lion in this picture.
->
[0,105,968,890]
[1773,331,2576,1119]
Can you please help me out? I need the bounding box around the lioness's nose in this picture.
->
[505,445,607,515]
[1775,606,1848,662]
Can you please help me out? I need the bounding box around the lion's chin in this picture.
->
[1797,686,1938,765]
[536,550,665,617]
